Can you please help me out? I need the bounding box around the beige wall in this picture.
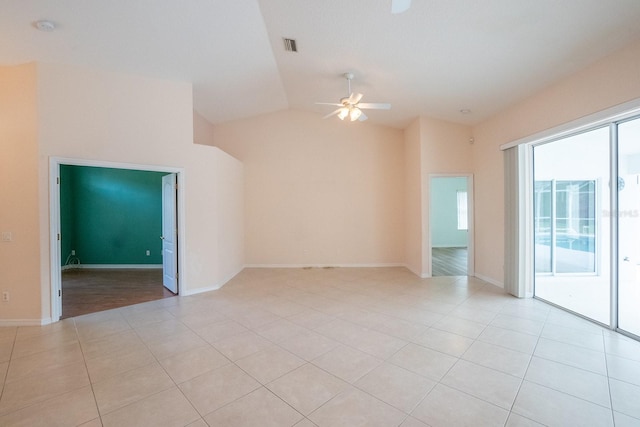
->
[421,117,473,276]
[0,64,41,321]
[194,110,216,146]
[213,110,405,266]
[404,118,422,275]
[0,62,244,323]
[472,39,640,286]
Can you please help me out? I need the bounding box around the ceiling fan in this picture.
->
[316,73,391,122]
[391,0,411,14]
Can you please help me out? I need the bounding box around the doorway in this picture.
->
[430,175,474,277]
[50,158,184,322]
[532,114,640,338]
[533,127,611,325]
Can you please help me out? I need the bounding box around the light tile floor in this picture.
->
[1,267,640,426]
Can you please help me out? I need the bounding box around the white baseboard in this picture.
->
[181,284,222,296]
[64,264,162,270]
[244,263,405,269]
[181,267,244,296]
[474,273,504,288]
[403,264,431,278]
[0,318,52,327]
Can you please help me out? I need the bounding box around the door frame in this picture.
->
[428,173,475,277]
[49,157,185,322]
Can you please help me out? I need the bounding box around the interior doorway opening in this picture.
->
[429,174,474,277]
[50,158,184,322]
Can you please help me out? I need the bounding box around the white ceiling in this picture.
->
[2,0,640,128]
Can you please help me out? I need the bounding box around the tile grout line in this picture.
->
[602,330,617,425]
[504,307,548,426]
[75,317,107,426]
[0,327,18,413]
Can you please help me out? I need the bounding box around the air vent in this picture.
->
[283,38,298,52]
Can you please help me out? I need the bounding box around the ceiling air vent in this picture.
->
[283,38,298,52]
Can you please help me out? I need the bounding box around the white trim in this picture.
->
[181,285,222,296]
[51,157,184,173]
[474,273,504,289]
[0,318,53,327]
[50,160,62,321]
[404,264,431,278]
[500,98,640,151]
[244,263,406,269]
[72,264,163,269]
[180,267,253,295]
[49,157,186,323]
[244,263,425,279]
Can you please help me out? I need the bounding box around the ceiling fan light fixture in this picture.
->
[349,107,362,121]
[316,72,390,123]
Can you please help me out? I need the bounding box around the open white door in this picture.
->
[162,173,178,293]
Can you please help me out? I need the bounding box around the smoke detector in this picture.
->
[34,20,56,32]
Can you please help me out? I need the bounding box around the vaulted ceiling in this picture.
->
[2,0,640,128]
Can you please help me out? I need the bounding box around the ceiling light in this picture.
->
[459,109,472,114]
[337,107,349,120]
[349,107,362,121]
[34,20,56,32]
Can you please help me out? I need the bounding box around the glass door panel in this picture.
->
[618,118,640,336]
[534,181,552,273]
[533,127,611,325]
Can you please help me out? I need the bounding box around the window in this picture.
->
[457,191,468,230]
[534,179,596,274]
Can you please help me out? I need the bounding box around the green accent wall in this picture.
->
[431,177,468,248]
[60,165,76,264]
[60,165,167,265]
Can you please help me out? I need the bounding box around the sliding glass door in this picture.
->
[533,127,611,325]
[618,117,640,337]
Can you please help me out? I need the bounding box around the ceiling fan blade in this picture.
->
[358,111,368,121]
[391,0,411,14]
[315,102,343,107]
[357,102,391,110]
[348,92,363,105]
[323,108,342,119]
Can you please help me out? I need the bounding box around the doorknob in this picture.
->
[623,256,630,262]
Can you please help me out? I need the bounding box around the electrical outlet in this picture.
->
[1,231,12,242]
[71,249,76,256]
[146,250,150,256]
[2,291,9,302]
